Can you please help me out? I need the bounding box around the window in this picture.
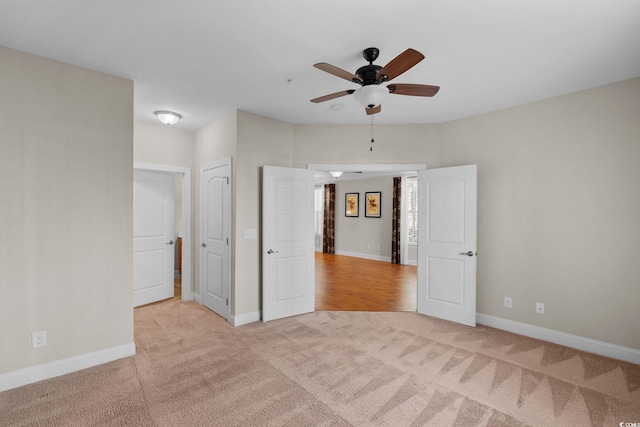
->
[314,186,324,235]
[406,176,418,244]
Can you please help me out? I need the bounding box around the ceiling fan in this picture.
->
[310,47,440,115]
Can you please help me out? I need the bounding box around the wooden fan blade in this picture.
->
[388,84,440,97]
[375,48,425,82]
[310,89,355,103]
[314,63,363,83]
[366,105,381,115]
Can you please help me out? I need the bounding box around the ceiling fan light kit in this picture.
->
[353,85,388,109]
[311,47,439,115]
[154,110,182,125]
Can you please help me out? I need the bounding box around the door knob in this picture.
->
[267,249,279,254]
[166,240,174,245]
[201,243,206,248]
[459,251,474,257]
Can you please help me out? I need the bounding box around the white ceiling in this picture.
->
[1,0,639,132]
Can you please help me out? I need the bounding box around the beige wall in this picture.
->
[0,46,134,373]
[134,120,195,168]
[292,124,442,168]
[440,78,640,349]
[335,176,394,259]
[235,111,294,315]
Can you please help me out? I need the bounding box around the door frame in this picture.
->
[134,162,193,301]
[308,164,427,174]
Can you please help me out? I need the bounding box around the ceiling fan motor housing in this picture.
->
[357,47,385,85]
[356,64,383,86]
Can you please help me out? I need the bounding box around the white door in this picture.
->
[417,165,477,326]
[262,165,315,321]
[133,170,175,307]
[201,160,231,320]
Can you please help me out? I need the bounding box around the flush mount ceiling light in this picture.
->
[329,171,343,178]
[154,110,182,125]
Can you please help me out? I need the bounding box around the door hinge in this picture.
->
[226,298,229,306]
[226,238,229,245]
[225,176,229,185]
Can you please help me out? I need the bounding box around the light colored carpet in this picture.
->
[1,299,639,426]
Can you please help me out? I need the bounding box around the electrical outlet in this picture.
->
[244,228,257,239]
[536,302,545,314]
[504,297,512,309]
[32,331,47,348]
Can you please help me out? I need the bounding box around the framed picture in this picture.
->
[345,193,359,217]
[365,192,381,218]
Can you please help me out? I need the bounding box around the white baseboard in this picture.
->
[335,250,391,263]
[193,292,202,304]
[477,313,640,365]
[231,311,261,326]
[0,342,136,392]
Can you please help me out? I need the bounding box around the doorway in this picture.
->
[263,164,477,326]
[309,163,424,312]
[134,163,193,302]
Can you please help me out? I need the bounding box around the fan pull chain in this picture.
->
[370,116,375,152]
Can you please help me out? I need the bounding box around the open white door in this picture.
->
[133,170,175,307]
[262,165,315,321]
[201,160,231,320]
[417,165,477,326]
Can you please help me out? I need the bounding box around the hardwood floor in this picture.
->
[171,255,415,310]
[174,275,181,299]
[315,252,417,312]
